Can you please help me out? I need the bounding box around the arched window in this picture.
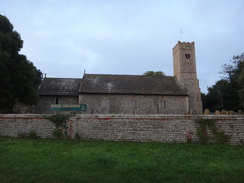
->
[132,100,137,109]
[160,100,166,109]
[185,53,191,59]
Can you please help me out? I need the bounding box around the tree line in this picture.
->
[201,54,244,112]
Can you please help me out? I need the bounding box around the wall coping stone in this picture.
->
[1,114,243,120]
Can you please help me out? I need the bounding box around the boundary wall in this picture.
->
[0,114,243,145]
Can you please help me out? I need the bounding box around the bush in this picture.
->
[45,114,73,139]
[196,119,230,144]
[53,129,63,139]
[45,114,71,128]
[28,131,40,139]
[18,131,40,139]
[75,132,81,140]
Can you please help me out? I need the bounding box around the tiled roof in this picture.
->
[38,78,82,96]
[79,74,188,96]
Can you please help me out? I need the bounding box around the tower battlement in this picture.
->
[173,41,195,54]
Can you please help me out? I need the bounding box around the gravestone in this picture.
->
[215,110,220,115]
[204,108,210,115]
[221,110,226,115]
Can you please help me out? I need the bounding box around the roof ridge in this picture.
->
[84,73,172,77]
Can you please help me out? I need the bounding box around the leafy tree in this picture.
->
[221,54,244,83]
[202,79,238,111]
[202,53,244,112]
[235,54,244,108]
[238,66,244,107]
[143,71,165,76]
[0,15,42,113]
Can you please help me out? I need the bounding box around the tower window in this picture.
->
[185,53,191,59]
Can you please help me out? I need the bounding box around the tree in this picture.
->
[202,53,244,112]
[0,15,42,113]
[235,54,244,108]
[202,79,237,111]
[143,71,165,76]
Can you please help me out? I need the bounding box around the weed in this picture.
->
[28,131,40,139]
[45,114,72,139]
[18,131,40,139]
[45,114,71,128]
[196,119,230,144]
[75,132,81,140]
[53,129,63,139]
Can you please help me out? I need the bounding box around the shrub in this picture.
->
[45,114,73,139]
[28,131,40,139]
[18,131,40,139]
[53,129,63,139]
[45,114,71,128]
[75,132,81,140]
[196,119,230,144]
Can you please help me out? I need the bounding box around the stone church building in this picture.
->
[36,41,202,114]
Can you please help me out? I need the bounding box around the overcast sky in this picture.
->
[1,0,243,93]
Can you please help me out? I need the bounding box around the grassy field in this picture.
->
[0,137,243,183]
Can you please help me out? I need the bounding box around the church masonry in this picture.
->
[34,41,203,114]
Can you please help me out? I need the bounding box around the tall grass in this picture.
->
[0,137,243,183]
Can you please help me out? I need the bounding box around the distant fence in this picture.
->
[0,114,243,145]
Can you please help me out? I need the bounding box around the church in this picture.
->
[36,41,202,114]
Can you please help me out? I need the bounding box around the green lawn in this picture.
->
[0,137,243,183]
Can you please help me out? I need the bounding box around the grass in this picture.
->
[0,137,243,183]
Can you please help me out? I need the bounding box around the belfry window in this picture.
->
[185,53,191,59]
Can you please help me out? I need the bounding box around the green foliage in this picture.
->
[196,119,230,144]
[196,119,214,144]
[0,14,43,113]
[45,114,71,128]
[202,53,244,112]
[28,131,40,139]
[1,137,244,183]
[143,71,165,76]
[237,54,244,107]
[75,132,81,140]
[17,131,40,139]
[53,129,63,139]
[215,131,231,144]
[45,114,72,139]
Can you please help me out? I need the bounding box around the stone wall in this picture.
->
[79,94,189,114]
[0,114,243,145]
[0,114,55,138]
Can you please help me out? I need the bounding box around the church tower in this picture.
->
[173,41,202,114]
